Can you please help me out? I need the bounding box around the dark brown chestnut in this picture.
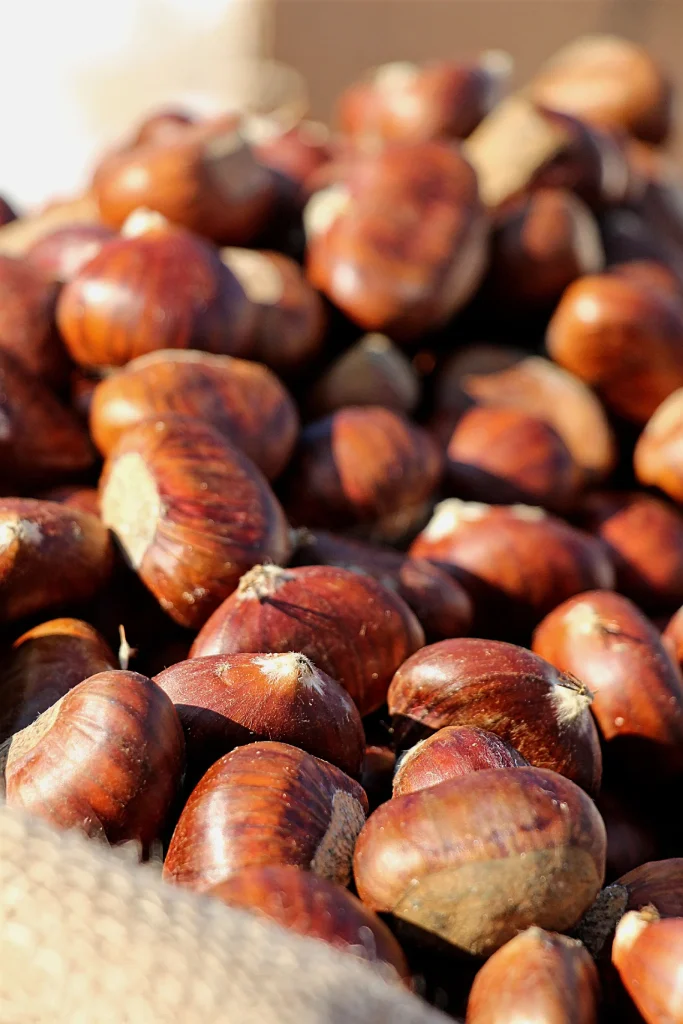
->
[308,334,420,418]
[0,254,70,390]
[25,223,117,283]
[393,726,528,796]
[634,387,683,502]
[163,741,368,892]
[612,908,683,1024]
[360,744,396,811]
[246,119,332,196]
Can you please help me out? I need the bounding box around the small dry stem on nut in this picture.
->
[572,883,629,958]
[236,563,293,601]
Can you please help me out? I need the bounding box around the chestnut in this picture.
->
[612,908,683,1024]
[0,193,101,259]
[154,652,364,778]
[57,211,257,369]
[608,257,683,301]
[532,590,683,778]
[0,498,113,622]
[132,107,195,147]
[388,638,602,794]
[1,669,185,849]
[283,406,443,541]
[466,927,599,1024]
[308,334,420,418]
[246,119,332,197]
[25,223,116,283]
[360,744,396,811]
[580,491,683,612]
[291,528,473,641]
[93,116,277,244]
[39,485,100,518]
[163,741,368,892]
[210,865,409,982]
[409,499,614,637]
[220,248,326,375]
[663,605,683,669]
[190,564,425,717]
[529,34,672,144]
[0,254,70,390]
[99,416,291,629]
[546,273,683,424]
[393,726,528,796]
[616,859,683,921]
[89,349,299,480]
[634,388,683,502]
[353,766,606,956]
[444,405,582,513]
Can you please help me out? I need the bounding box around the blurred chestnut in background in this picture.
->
[0,255,70,390]
[410,499,614,637]
[26,224,117,283]
[663,604,683,670]
[600,207,683,290]
[164,741,367,892]
[612,909,683,1024]
[247,119,332,197]
[131,107,195,147]
[393,725,528,796]
[210,866,409,982]
[57,212,257,369]
[40,486,100,518]
[90,349,299,480]
[154,652,364,778]
[283,406,442,541]
[99,417,291,629]
[388,638,602,794]
[307,334,420,418]
[608,256,683,300]
[547,273,683,423]
[0,196,17,226]
[354,767,606,956]
[635,387,683,502]
[190,564,424,717]
[0,498,113,622]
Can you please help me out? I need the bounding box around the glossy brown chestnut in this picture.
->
[547,273,683,424]
[90,349,299,479]
[190,564,424,717]
[25,223,117,283]
[466,927,599,1024]
[1,669,185,847]
[580,491,683,611]
[163,741,368,892]
[529,35,672,144]
[283,406,443,541]
[608,258,683,301]
[98,416,291,629]
[0,254,70,390]
[39,485,100,517]
[308,334,420,418]
[409,499,614,637]
[219,248,326,374]
[354,767,606,956]
[154,652,364,778]
[210,865,409,982]
[388,638,602,794]
[0,499,113,622]
[617,860,683,921]
[93,117,276,243]
[393,726,528,796]
[532,590,683,777]
[612,909,683,1024]
[291,528,473,642]
[444,406,582,513]
[634,388,683,502]
[57,212,257,369]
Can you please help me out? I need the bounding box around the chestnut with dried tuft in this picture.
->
[393,726,528,796]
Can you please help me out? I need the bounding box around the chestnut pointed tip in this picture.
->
[236,564,293,600]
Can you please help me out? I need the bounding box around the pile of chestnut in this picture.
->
[3,31,683,1023]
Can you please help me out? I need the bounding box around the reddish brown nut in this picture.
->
[533,590,683,778]
[0,254,70,390]
[612,909,683,1024]
[617,860,683,921]
[291,528,472,642]
[98,417,291,629]
[2,670,184,848]
[388,638,602,794]
[25,223,117,283]
[0,618,115,742]
[410,499,614,637]
[154,652,364,778]
[305,142,489,341]
[39,485,100,517]
[164,741,368,892]
[57,212,256,369]
[132,107,195,147]
[354,767,606,956]
[529,35,672,144]
[635,388,683,502]
[393,726,528,797]
[93,117,276,244]
[191,564,424,717]
[608,258,683,301]
[308,334,420,418]
[220,248,326,374]
[466,927,599,1024]
[89,349,299,480]
[0,499,113,622]
[444,406,582,513]
[580,491,683,611]
[337,54,512,145]
[360,745,396,811]
[283,406,443,541]
[210,865,409,982]
[547,274,683,424]
[0,352,95,490]
[247,120,332,195]
[663,605,683,669]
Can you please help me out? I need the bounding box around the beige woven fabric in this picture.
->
[0,802,449,1024]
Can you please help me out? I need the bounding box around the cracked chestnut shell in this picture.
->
[393,726,528,797]
[98,416,291,629]
[191,564,424,717]
[164,740,368,892]
[634,387,683,502]
[388,638,602,795]
[353,767,606,957]
[0,254,70,390]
